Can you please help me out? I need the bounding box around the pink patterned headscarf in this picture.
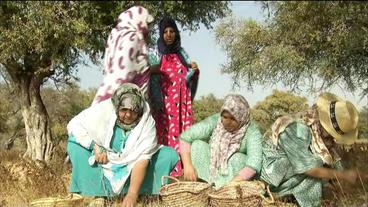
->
[209,94,251,177]
[92,6,154,105]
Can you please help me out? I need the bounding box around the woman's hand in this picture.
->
[340,169,358,184]
[190,61,198,70]
[121,193,138,207]
[183,163,198,181]
[93,144,108,164]
[230,175,244,183]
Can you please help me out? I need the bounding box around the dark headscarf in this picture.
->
[157,17,182,54]
[111,83,145,130]
[157,16,190,69]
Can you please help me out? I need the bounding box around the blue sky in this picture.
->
[77,1,367,109]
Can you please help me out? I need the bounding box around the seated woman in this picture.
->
[260,92,362,207]
[67,83,179,206]
[179,94,263,187]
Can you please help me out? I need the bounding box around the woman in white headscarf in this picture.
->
[92,6,154,105]
[179,94,263,187]
[67,83,179,207]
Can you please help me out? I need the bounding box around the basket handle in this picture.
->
[260,184,275,204]
[161,175,180,186]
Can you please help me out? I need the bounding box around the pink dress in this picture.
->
[155,54,193,177]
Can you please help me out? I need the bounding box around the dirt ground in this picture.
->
[0,143,367,207]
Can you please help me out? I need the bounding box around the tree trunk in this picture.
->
[14,71,54,162]
[4,55,55,162]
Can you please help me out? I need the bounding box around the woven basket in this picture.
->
[160,175,212,207]
[262,200,298,207]
[29,193,84,207]
[209,181,274,207]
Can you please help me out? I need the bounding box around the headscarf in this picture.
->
[111,83,145,130]
[157,16,181,54]
[92,6,154,104]
[269,105,336,165]
[209,94,251,177]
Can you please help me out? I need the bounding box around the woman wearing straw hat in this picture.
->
[67,83,179,207]
[179,94,263,187]
[260,92,362,207]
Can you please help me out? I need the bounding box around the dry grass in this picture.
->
[0,142,367,207]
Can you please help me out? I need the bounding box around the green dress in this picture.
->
[260,121,342,207]
[67,125,179,197]
[180,114,263,187]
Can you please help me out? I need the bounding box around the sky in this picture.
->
[76,1,367,109]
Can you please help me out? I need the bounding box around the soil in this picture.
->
[0,144,367,207]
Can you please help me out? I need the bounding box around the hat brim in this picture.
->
[316,93,358,145]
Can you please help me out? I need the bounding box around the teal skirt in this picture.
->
[67,141,179,197]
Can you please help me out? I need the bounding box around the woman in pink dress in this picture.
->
[149,17,199,177]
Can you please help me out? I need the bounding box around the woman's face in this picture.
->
[118,108,139,125]
[163,27,176,45]
[221,110,240,132]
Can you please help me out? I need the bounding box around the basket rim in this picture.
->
[160,175,212,195]
[29,194,83,205]
[160,181,211,196]
[160,183,211,195]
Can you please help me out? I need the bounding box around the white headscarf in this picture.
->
[93,6,154,104]
[68,83,159,194]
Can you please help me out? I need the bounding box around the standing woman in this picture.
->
[149,17,200,176]
[92,6,154,105]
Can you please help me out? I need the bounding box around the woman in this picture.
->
[67,83,179,207]
[148,17,200,176]
[179,94,263,187]
[260,92,361,207]
[92,6,154,105]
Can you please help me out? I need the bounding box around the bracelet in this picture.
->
[99,146,106,153]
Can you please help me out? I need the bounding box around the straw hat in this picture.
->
[316,92,359,145]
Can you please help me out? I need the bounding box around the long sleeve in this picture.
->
[239,121,263,174]
[180,48,199,100]
[179,114,219,144]
[67,99,116,149]
[279,122,323,174]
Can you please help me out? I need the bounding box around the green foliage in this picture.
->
[41,84,96,143]
[251,90,309,133]
[358,106,368,139]
[0,84,22,132]
[193,94,224,123]
[0,84,24,146]
[0,1,229,156]
[215,1,368,95]
[0,2,230,81]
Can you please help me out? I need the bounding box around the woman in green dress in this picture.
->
[260,92,361,207]
[67,83,179,207]
[179,94,263,187]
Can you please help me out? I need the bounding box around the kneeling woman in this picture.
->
[179,94,263,187]
[67,83,179,206]
[260,92,361,207]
